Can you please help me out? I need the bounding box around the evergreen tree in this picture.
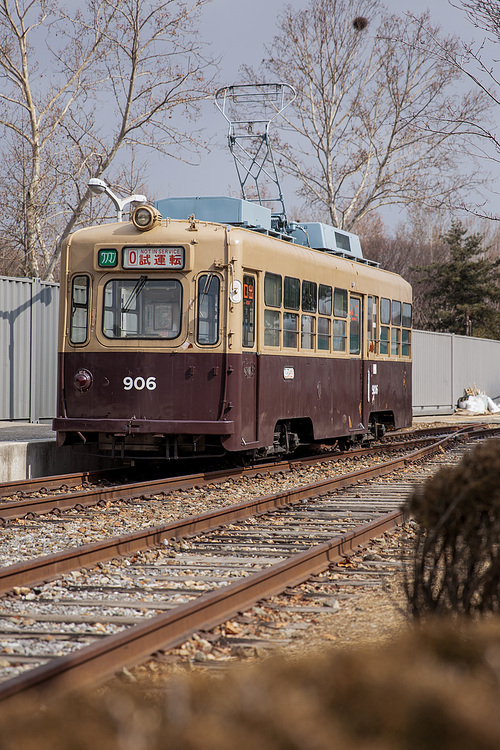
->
[416,220,500,338]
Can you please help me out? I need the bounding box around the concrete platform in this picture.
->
[412,412,500,426]
[0,422,113,482]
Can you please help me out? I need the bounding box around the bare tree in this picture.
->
[0,0,214,280]
[449,0,500,134]
[249,0,490,231]
[404,1,500,221]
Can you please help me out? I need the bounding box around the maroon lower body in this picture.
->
[53,351,412,456]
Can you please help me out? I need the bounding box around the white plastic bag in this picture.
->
[457,394,500,414]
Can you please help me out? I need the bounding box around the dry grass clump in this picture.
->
[1,620,500,750]
[403,439,500,618]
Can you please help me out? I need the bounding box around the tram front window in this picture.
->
[103,278,182,339]
[70,275,90,344]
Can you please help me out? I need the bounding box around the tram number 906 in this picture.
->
[123,376,157,391]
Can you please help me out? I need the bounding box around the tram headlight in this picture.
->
[132,205,161,231]
[73,369,93,392]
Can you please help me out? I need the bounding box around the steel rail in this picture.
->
[0,426,487,524]
[0,467,128,499]
[0,424,485,596]
[0,508,403,705]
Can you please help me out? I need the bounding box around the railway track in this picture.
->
[157,521,413,670]
[0,426,486,569]
[0,423,490,525]
[0,424,497,706]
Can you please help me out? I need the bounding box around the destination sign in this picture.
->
[123,246,185,270]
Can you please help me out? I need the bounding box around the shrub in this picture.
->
[403,439,500,618]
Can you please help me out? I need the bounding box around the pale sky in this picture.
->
[150,0,486,226]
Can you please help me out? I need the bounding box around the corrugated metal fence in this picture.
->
[413,329,500,415]
[0,276,59,422]
[1,275,500,421]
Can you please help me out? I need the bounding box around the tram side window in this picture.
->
[198,274,220,345]
[378,298,411,357]
[380,326,389,355]
[332,319,346,351]
[402,302,412,328]
[283,312,298,348]
[301,314,315,349]
[391,298,402,354]
[333,288,348,317]
[318,317,330,350]
[402,302,412,356]
[380,297,391,355]
[302,280,317,313]
[402,328,411,356]
[264,273,282,307]
[284,276,300,310]
[70,275,90,344]
[380,297,391,324]
[242,275,255,348]
[391,327,400,356]
[318,284,332,351]
[318,284,332,315]
[332,288,347,352]
[264,309,280,346]
[392,300,402,326]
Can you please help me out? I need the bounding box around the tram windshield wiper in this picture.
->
[201,272,213,297]
[122,275,148,313]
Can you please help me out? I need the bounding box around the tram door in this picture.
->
[241,274,258,444]
[349,296,365,430]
